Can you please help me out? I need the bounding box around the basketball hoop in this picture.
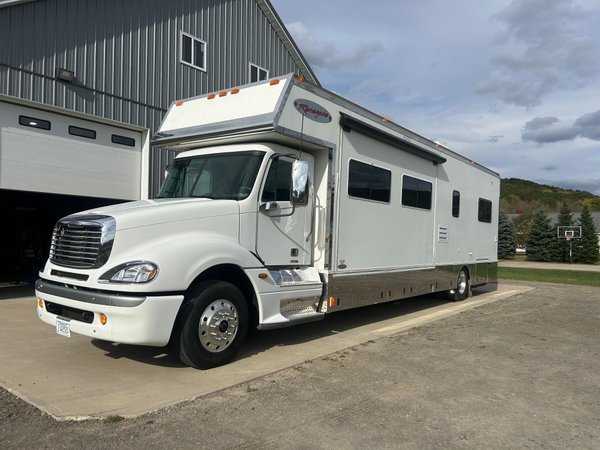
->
[557,226,581,264]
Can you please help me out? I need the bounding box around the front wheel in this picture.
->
[179,280,249,369]
[447,268,470,302]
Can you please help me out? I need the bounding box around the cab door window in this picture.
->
[261,158,292,202]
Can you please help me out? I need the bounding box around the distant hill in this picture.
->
[500,178,600,213]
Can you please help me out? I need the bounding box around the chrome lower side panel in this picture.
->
[327,262,498,312]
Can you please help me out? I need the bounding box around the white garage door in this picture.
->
[0,100,145,200]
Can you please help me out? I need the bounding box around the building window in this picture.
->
[452,190,460,217]
[111,134,135,147]
[348,159,391,203]
[249,63,268,83]
[401,175,432,210]
[19,115,50,130]
[478,198,492,223]
[69,125,96,139]
[261,158,292,202]
[181,31,206,71]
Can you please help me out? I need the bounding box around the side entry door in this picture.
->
[256,155,313,267]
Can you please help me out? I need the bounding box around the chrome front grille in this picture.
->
[50,215,116,269]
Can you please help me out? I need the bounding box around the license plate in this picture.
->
[56,318,71,338]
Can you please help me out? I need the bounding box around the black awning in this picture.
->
[340,113,446,165]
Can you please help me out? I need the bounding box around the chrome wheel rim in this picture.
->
[198,299,239,353]
[457,271,467,295]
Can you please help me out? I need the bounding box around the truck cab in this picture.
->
[37,142,324,369]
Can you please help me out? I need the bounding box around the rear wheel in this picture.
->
[447,268,469,302]
[179,280,248,369]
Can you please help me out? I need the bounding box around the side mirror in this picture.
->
[291,160,310,205]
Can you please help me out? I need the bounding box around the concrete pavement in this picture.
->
[0,283,528,420]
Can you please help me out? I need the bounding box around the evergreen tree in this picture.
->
[573,206,599,264]
[526,209,555,261]
[498,212,516,259]
[554,202,574,262]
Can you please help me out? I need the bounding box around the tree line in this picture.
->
[498,204,599,264]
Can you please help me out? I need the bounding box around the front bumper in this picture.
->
[35,279,184,347]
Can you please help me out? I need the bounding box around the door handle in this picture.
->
[260,201,278,211]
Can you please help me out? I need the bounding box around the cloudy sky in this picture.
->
[271,0,600,194]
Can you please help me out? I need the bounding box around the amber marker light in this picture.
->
[219,91,227,97]
[269,79,280,86]
[294,75,305,83]
[258,273,268,280]
[38,298,44,309]
[328,296,336,308]
[231,88,240,94]
[175,100,184,106]
[207,93,216,100]
[100,313,107,325]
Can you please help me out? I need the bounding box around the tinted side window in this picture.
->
[452,190,460,217]
[402,175,432,210]
[348,159,391,203]
[261,158,292,202]
[478,198,492,223]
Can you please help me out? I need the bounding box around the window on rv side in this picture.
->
[452,190,460,217]
[180,31,206,71]
[401,175,432,210]
[261,158,292,202]
[249,63,268,83]
[478,198,492,223]
[347,159,391,203]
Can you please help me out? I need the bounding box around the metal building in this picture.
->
[0,0,317,282]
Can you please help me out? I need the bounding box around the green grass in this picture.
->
[498,267,600,287]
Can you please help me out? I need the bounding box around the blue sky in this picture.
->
[271,0,600,194]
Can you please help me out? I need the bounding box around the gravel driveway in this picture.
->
[1,281,599,449]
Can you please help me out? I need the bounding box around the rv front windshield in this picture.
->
[157,151,265,200]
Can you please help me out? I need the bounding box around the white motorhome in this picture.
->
[36,74,499,368]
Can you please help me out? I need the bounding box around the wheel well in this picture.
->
[460,266,470,279]
[193,265,258,323]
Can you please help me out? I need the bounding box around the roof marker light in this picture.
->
[207,93,216,100]
[382,118,389,123]
[269,79,280,86]
[294,75,305,83]
[231,88,240,94]
[219,91,227,97]
[175,101,184,107]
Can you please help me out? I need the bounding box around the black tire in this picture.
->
[447,268,470,302]
[179,280,248,369]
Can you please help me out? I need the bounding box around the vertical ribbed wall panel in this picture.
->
[0,0,308,196]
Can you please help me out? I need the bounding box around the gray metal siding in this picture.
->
[0,0,308,195]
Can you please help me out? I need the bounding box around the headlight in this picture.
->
[100,262,159,284]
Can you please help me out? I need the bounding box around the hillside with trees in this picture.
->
[500,178,600,213]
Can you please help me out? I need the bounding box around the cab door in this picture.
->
[256,155,313,267]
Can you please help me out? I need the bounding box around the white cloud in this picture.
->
[476,0,599,107]
[286,21,384,69]
[522,109,600,143]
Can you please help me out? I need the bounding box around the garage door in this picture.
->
[0,100,144,200]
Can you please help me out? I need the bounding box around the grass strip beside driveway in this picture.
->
[498,267,600,287]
